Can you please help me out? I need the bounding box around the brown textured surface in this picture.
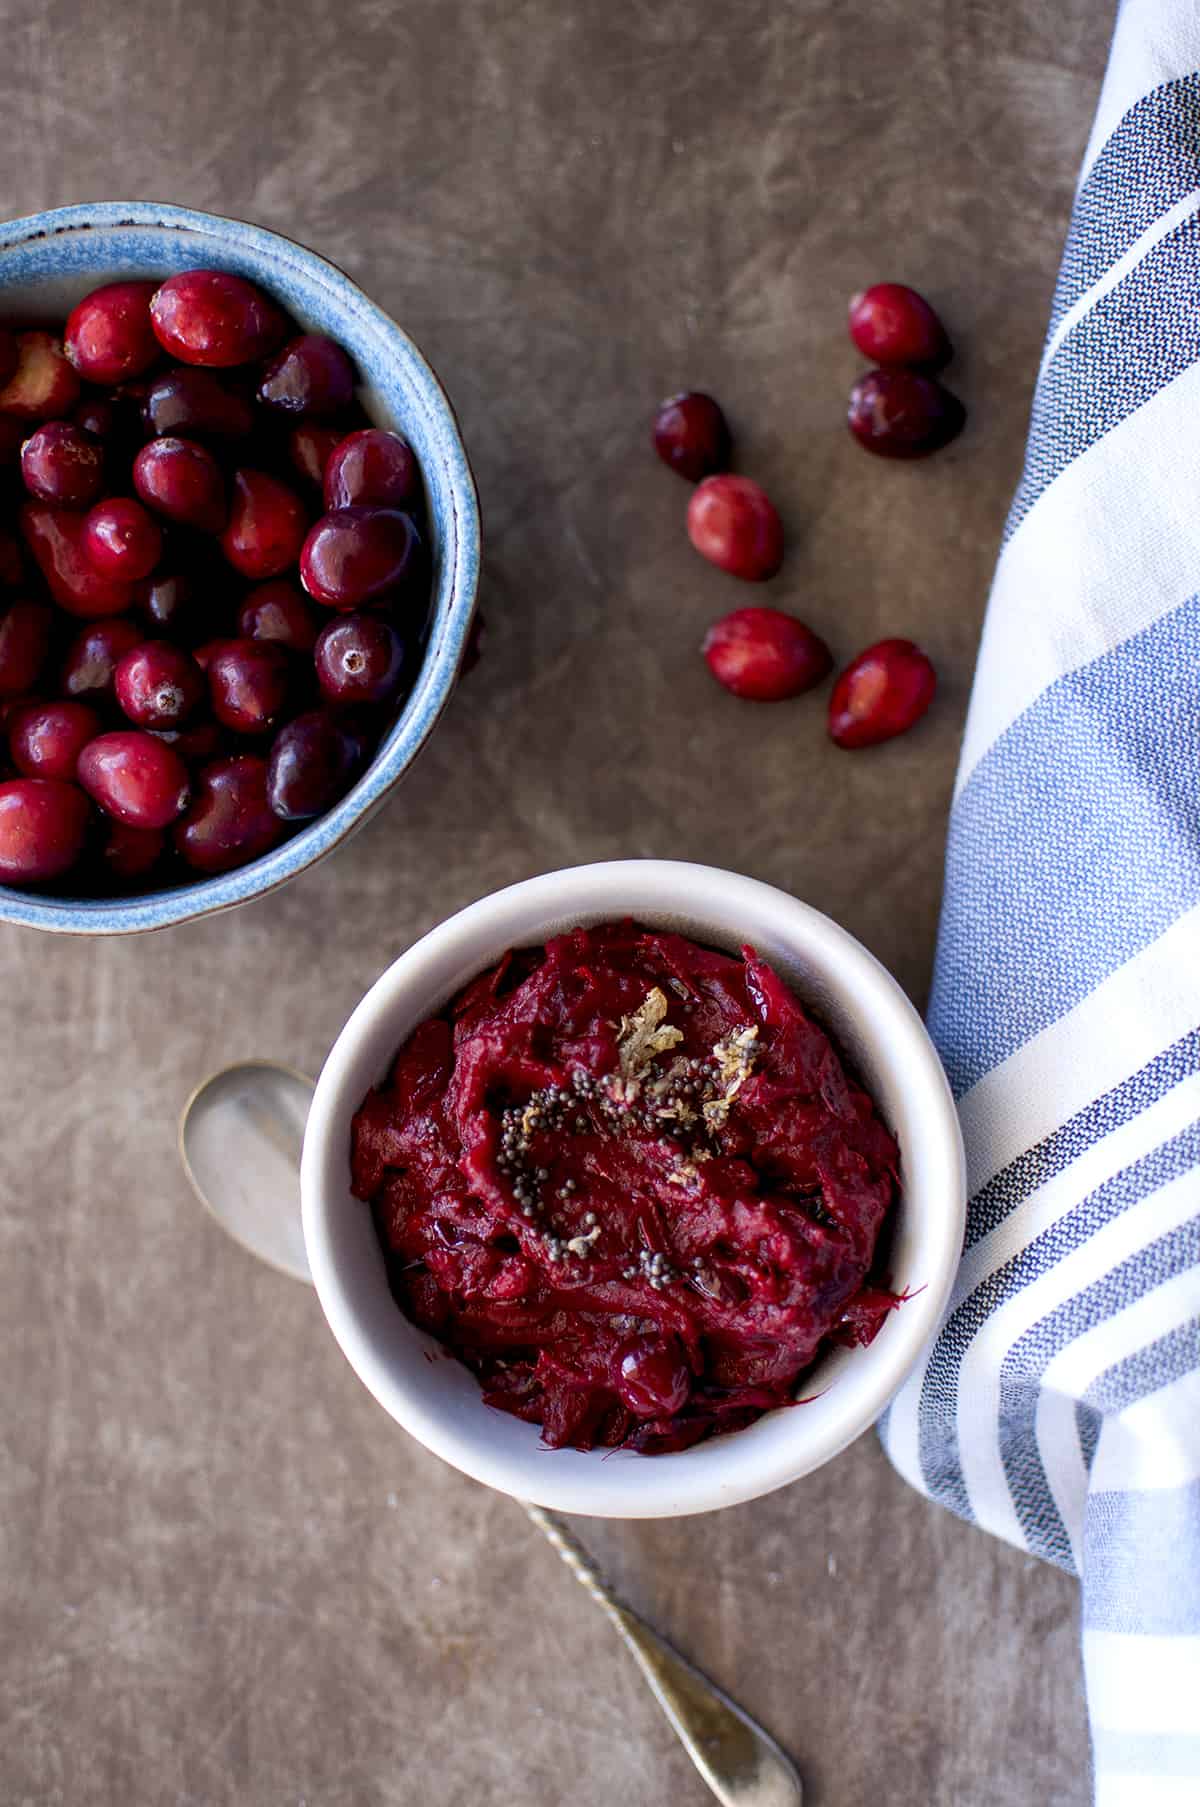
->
[0,3,1109,1803]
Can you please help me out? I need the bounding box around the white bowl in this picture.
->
[301,860,965,1518]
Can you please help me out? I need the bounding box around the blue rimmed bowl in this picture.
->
[0,201,481,934]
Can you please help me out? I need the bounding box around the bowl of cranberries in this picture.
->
[0,202,480,933]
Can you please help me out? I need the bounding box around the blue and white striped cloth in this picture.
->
[879,5,1200,1802]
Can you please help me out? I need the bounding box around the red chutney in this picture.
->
[350,922,902,1454]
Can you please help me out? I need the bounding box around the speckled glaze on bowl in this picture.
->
[0,202,480,934]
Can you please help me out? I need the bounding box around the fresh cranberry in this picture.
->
[134,572,200,638]
[64,281,160,384]
[257,335,356,417]
[152,719,225,763]
[206,637,291,734]
[220,469,308,579]
[20,422,105,508]
[60,617,142,703]
[828,638,936,748]
[848,282,950,370]
[237,579,319,653]
[7,700,100,779]
[19,503,134,616]
[72,397,117,441]
[300,506,420,609]
[149,270,287,368]
[0,329,16,390]
[0,332,80,422]
[190,640,222,674]
[142,366,255,440]
[687,475,783,581]
[314,613,404,705]
[615,1336,691,1417]
[78,729,190,828]
[266,708,363,819]
[101,820,165,882]
[288,424,343,489]
[0,599,53,693]
[82,498,163,581]
[114,641,205,729]
[847,369,965,459]
[322,428,419,510]
[133,437,226,533]
[652,391,731,482]
[702,607,832,701]
[174,753,281,872]
[0,777,91,882]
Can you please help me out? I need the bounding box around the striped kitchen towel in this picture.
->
[878,3,1200,1803]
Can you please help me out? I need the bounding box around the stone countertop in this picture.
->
[0,3,1108,1802]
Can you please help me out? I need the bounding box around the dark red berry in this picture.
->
[0,599,53,694]
[300,506,420,610]
[614,1337,691,1417]
[288,424,344,490]
[237,580,319,653]
[266,709,363,819]
[828,638,936,748]
[847,369,965,459]
[652,392,731,482]
[174,753,282,873]
[20,422,105,508]
[206,637,291,734]
[115,641,205,729]
[60,617,143,703]
[702,607,832,701]
[83,498,163,581]
[101,820,165,883]
[142,366,255,440]
[220,469,308,579]
[314,612,405,705]
[0,777,91,882]
[0,332,80,422]
[687,476,783,581]
[152,719,225,763]
[8,700,101,779]
[149,270,287,368]
[19,502,134,616]
[134,572,200,638]
[257,334,356,417]
[848,283,950,370]
[78,729,191,828]
[64,281,160,384]
[133,436,226,533]
[322,428,419,510]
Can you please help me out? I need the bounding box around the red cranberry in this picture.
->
[322,428,419,510]
[0,328,16,390]
[847,369,965,459]
[314,613,404,706]
[0,777,91,883]
[142,366,255,440]
[64,281,160,384]
[0,332,80,422]
[828,638,936,748]
[78,729,190,828]
[102,820,165,883]
[702,607,832,701]
[0,599,53,694]
[687,475,783,581]
[149,270,287,368]
[220,469,308,579]
[20,422,105,508]
[114,641,205,729]
[266,708,363,819]
[652,391,731,482]
[60,617,143,703]
[72,397,116,441]
[300,506,420,609]
[8,700,101,779]
[237,579,319,653]
[257,335,356,417]
[19,503,134,616]
[152,718,225,763]
[174,753,281,873]
[83,498,163,581]
[134,572,200,638]
[289,424,344,490]
[848,282,950,370]
[206,637,291,734]
[615,1336,691,1417]
[133,437,226,533]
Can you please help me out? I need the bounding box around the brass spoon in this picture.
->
[180,1062,803,1807]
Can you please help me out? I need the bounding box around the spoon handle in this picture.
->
[521,1503,802,1807]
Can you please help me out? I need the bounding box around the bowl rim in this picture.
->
[0,200,481,934]
[300,859,967,1517]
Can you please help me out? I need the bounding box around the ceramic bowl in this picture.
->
[301,860,966,1518]
[0,201,480,934]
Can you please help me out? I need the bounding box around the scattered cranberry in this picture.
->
[828,638,936,748]
[0,777,91,882]
[78,729,190,828]
[323,428,419,510]
[83,497,163,581]
[72,397,117,442]
[115,641,205,730]
[267,709,364,819]
[237,580,319,653]
[848,282,950,370]
[64,281,160,385]
[19,502,133,616]
[142,366,255,440]
[133,436,226,533]
[702,607,832,701]
[135,572,199,638]
[220,469,308,579]
[652,391,731,482]
[0,332,80,422]
[8,700,101,779]
[847,369,965,459]
[314,613,404,706]
[289,424,344,489]
[687,475,783,581]
[102,820,165,883]
[207,637,291,734]
[20,421,105,508]
[0,599,53,694]
[174,753,281,873]
[615,1337,691,1417]
[300,506,421,609]
[149,270,287,368]
[0,328,16,390]
[60,617,143,703]
[152,719,224,763]
[258,334,356,417]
